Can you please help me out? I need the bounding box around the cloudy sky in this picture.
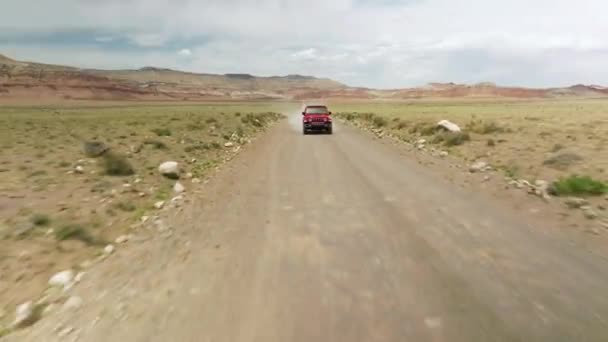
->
[1,0,607,88]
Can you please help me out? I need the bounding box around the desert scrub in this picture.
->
[114,201,136,212]
[30,213,51,226]
[409,122,437,136]
[543,152,583,170]
[151,128,172,137]
[394,120,408,130]
[102,152,135,176]
[371,116,388,128]
[433,131,471,146]
[466,119,509,134]
[55,224,96,244]
[503,164,520,179]
[143,139,168,150]
[550,175,608,196]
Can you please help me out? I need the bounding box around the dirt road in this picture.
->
[10,117,608,341]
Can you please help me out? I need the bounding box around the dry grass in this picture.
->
[0,102,285,315]
[333,99,608,184]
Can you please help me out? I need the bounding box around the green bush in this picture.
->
[550,175,608,196]
[102,153,135,176]
[31,213,51,226]
[55,224,96,244]
[394,120,408,130]
[409,122,437,136]
[433,132,471,146]
[151,128,172,137]
[503,164,520,178]
[372,116,388,128]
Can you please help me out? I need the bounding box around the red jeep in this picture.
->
[302,105,333,135]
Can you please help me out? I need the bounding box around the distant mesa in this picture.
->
[138,67,173,72]
[0,53,607,101]
[224,73,255,80]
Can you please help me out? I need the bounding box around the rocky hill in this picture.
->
[1,54,607,101]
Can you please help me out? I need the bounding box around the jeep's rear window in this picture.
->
[305,107,328,114]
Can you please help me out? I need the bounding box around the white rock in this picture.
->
[565,197,588,209]
[416,144,425,150]
[534,180,548,188]
[49,270,75,289]
[582,207,598,220]
[191,178,201,184]
[533,180,550,198]
[185,172,193,179]
[141,216,150,223]
[174,182,185,194]
[224,142,234,148]
[103,245,115,254]
[437,120,461,132]
[57,326,75,337]
[439,151,448,157]
[13,301,34,328]
[115,235,130,244]
[134,178,142,184]
[74,272,85,283]
[417,139,427,145]
[74,165,84,174]
[158,161,180,178]
[63,296,83,311]
[154,201,165,209]
[469,161,488,173]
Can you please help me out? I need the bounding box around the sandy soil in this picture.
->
[6,117,608,341]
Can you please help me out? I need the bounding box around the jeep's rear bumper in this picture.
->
[304,123,332,130]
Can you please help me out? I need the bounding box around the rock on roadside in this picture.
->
[159,161,180,179]
[62,296,83,311]
[103,245,115,255]
[565,197,588,209]
[437,120,461,132]
[12,301,34,328]
[173,182,185,194]
[115,235,131,244]
[48,270,74,289]
[469,161,491,173]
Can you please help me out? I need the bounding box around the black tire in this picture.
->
[327,127,333,134]
[302,128,307,135]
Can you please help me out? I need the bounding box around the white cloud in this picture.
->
[178,49,192,57]
[1,0,608,88]
[94,36,114,43]
[291,48,318,60]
